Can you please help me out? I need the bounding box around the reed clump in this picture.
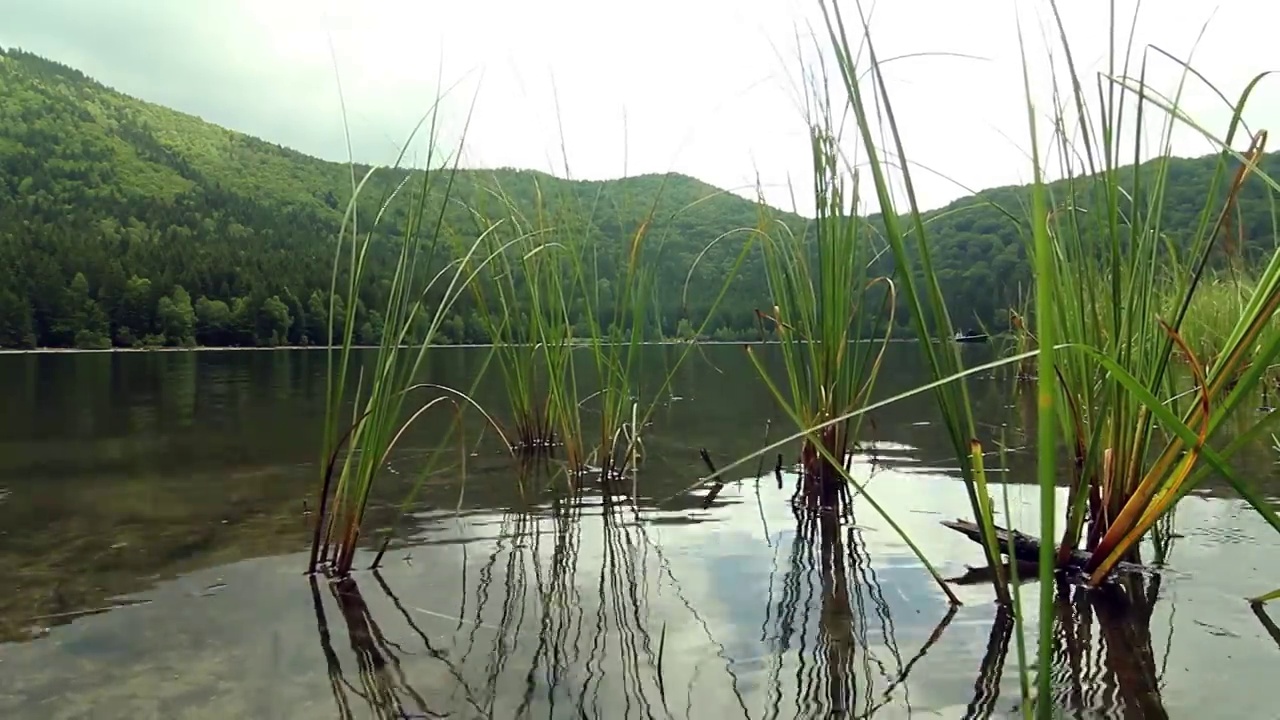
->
[458,177,578,458]
[799,0,1014,604]
[669,15,969,606]
[1002,2,1280,712]
[463,170,748,490]
[308,111,513,577]
[801,0,1280,713]
[747,110,895,513]
[1017,26,1280,585]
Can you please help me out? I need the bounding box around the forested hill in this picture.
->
[0,47,793,348]
[1,47,1276,349]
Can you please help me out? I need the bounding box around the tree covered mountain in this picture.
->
[0,47,1275,349]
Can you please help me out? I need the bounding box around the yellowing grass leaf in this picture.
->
[1250,588,1280,605]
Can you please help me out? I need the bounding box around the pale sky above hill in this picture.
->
[2,0,1277,214]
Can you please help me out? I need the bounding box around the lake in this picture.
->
[1,344,1278,719]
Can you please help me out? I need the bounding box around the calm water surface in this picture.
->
[1,345,1278,719]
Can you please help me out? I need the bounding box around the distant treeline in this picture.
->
[2,47,1277,349]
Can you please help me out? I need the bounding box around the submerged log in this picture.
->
[940,518,1153,579]
[942,518,1090,568]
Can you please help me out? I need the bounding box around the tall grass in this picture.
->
[457,178,578,459]
[1167,272,1280,388]
[991,0,1280,713]
[746,68,895,512]
[559,180,757,483]
[1016,14,1058,708]
[804,0,1280,714]
[462,168,753,488]
[811,0,1013,603]
[459,172,652,480]
[564,189,662,480]
[308,104,514,577]
[1023,5,1280,586]
[673,0,1027,607]
[687,24,973,605]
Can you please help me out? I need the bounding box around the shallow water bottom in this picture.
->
[2,472,1279,719]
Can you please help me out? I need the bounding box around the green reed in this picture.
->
[308,103,512,577]
[812,0,1012,603]
[563,180,752,481]
[784,0,1280,714]
[1019,3,1280,589]
[744,59,894,512]
[457,177,577,459]
[546,181,656,478]
[1166,273,1280,388]
[661,1,1280,715]
[457,177,642,479]
[463,168,749,485]
[1013,1,1280,712]
[740,60,967,604]
[1017,15,1057,709]
[1176,275,1257,362]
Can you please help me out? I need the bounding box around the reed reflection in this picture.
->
[455,483,725,720]
[309,573,467,720]
[761,503,956,718]
[1251,602,1280,651]
[960,573,1173,719]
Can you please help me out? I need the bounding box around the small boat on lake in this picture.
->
[952,330,989,344]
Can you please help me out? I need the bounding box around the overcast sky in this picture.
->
[2,0,1276,213]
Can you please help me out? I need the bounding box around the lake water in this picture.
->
[1,344,1277,719]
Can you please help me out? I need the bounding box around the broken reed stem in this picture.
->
[369,535,392,571]
[699,448,724,508]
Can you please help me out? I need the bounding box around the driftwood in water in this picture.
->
[941,518,1153,579]
[942,518,1090,568]
[944,561,1040,586]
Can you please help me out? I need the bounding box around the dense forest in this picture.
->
[1,47,1276,349]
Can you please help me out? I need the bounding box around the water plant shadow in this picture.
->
[309,571,485,719]
[759,503,957,717]
[309,574,434,719]
[453,490,691,719]
[955,572,1173,718]
[1050,575,1171,718]
[964,604,1015,719]
[1252,602,1280,651]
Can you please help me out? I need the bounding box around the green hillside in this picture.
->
[885,152,1280,331]
[0,48,789,348]
[0,47,1275,349]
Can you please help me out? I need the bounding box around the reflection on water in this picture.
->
[2,470,1279,718]
[2,346,1280,718]
[313,575,428,719]
[313,572,489,719]
[758,504,955,718]
[964,574,1175,719]
[966,603,1014,718]
[1048,576,1169,719]
[1253,603,1280,651]
[300,487,965,720]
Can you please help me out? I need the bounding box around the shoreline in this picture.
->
[0,345,377,355]
[0,338,953,355]
[0,341,751,355]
